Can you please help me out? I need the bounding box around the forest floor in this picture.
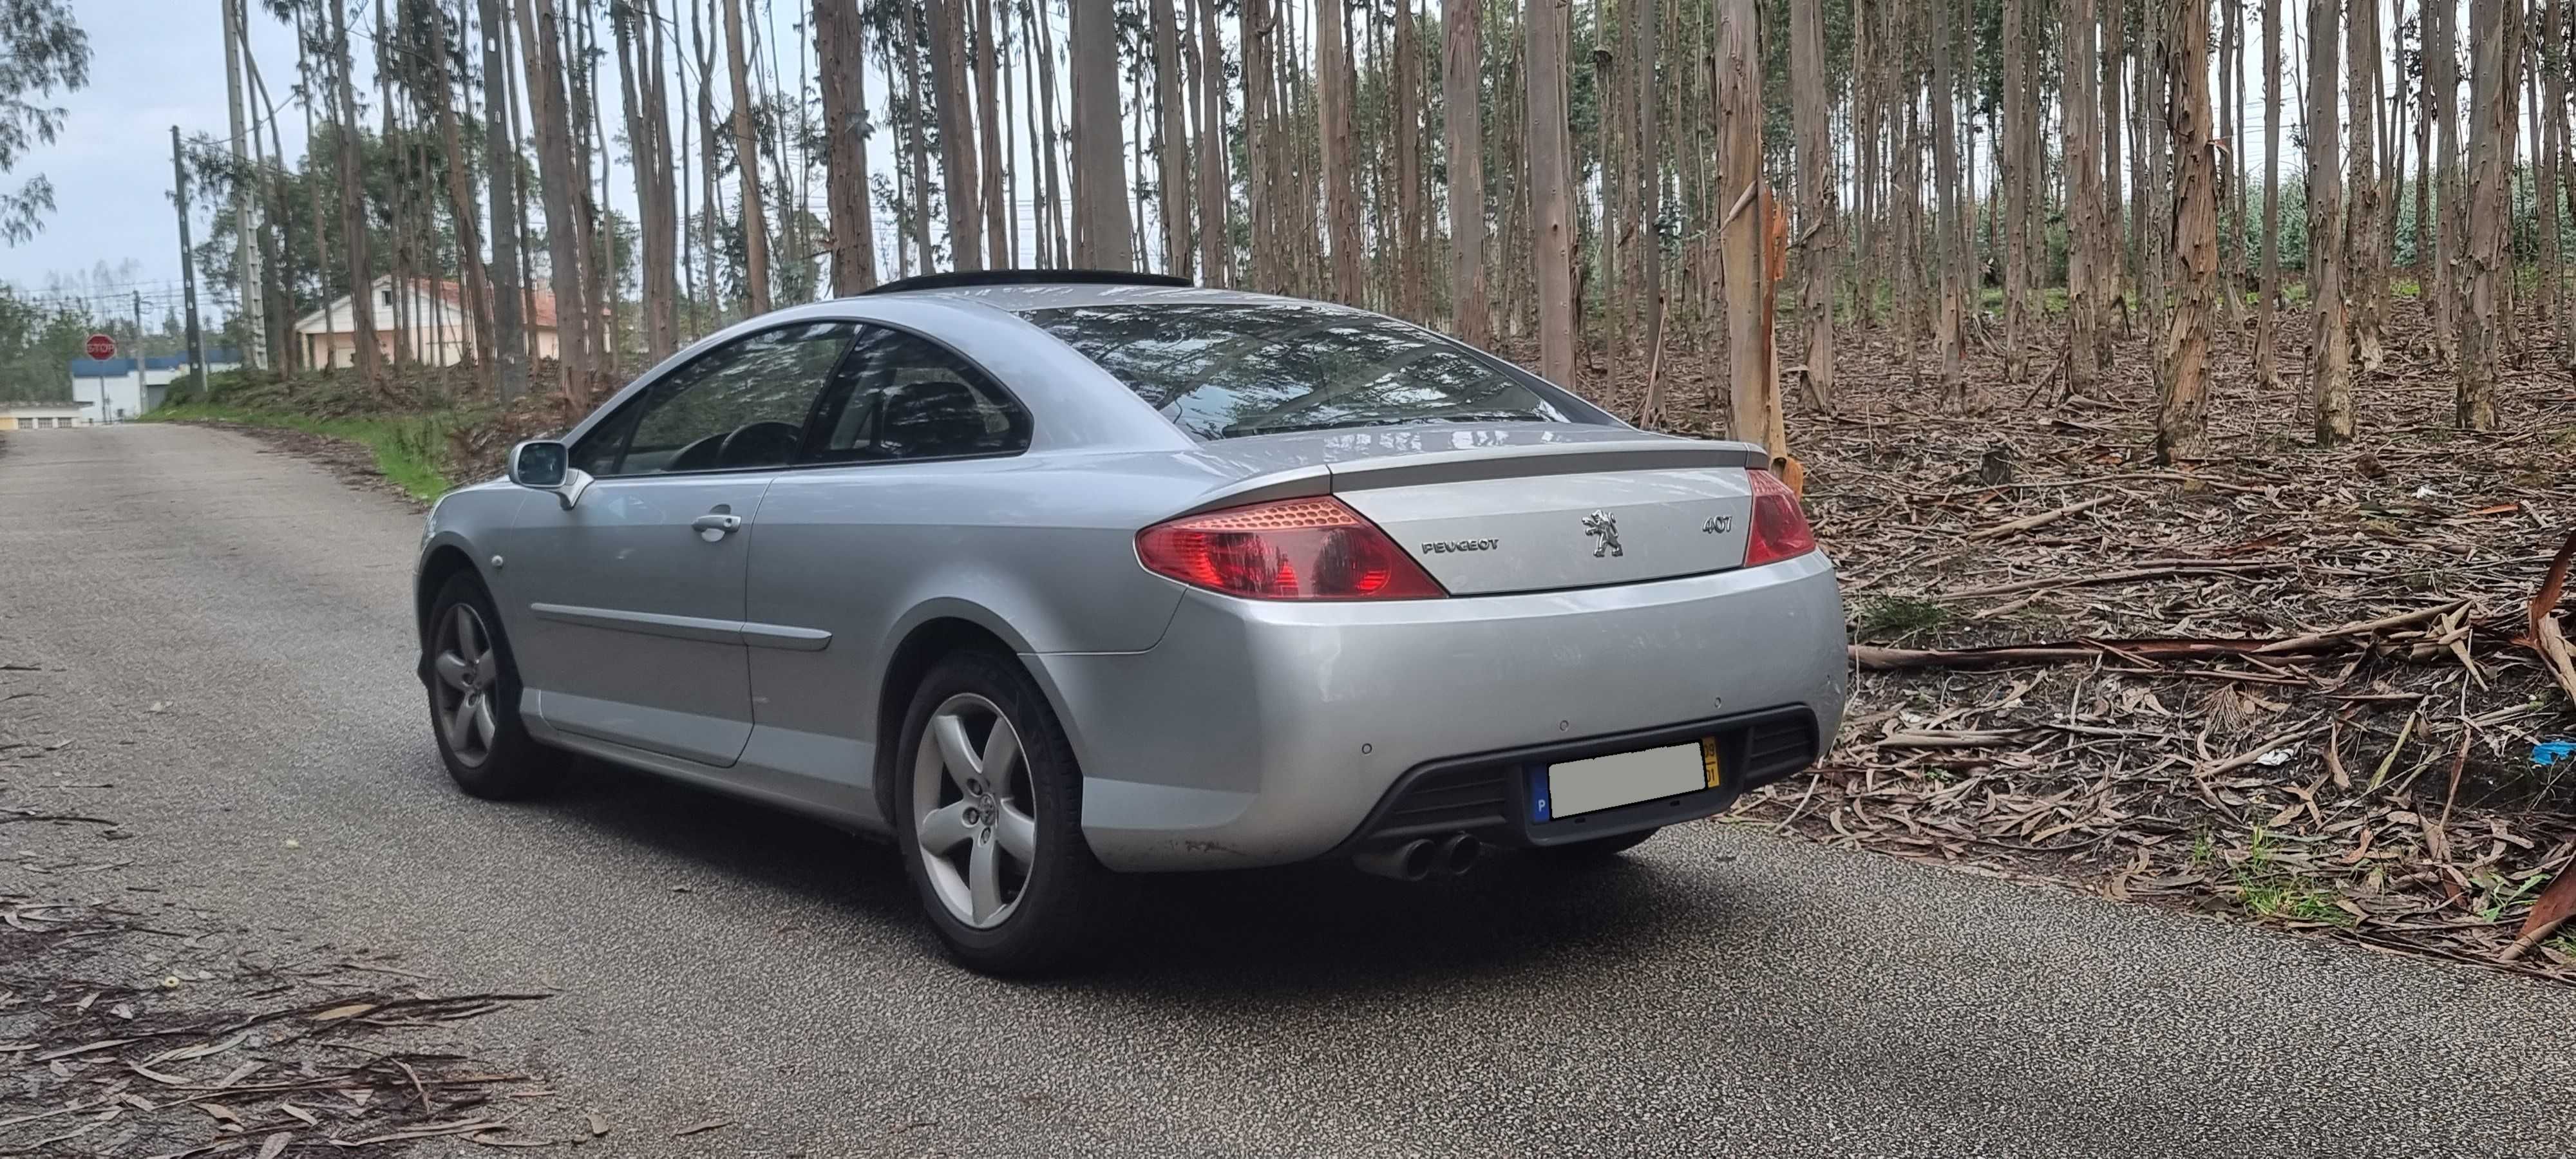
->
[1557,296,2576,984]
[175,294,2576,985]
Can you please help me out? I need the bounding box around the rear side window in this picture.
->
[1019,303,1599,440]
[803,325,1032,463]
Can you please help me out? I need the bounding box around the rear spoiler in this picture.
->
[1164,437,1762,519]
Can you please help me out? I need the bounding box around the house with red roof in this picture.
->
[289,275,609,369]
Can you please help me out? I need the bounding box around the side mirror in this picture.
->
[508,439,593,510]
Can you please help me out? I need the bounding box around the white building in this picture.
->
[292,274,599,369]
[0,400,95,429]
[64,349,242,422]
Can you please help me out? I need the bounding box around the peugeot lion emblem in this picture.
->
[1581,510,1624,558]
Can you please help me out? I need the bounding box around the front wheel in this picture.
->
[423,572,557,799]
[893,651,1108,975]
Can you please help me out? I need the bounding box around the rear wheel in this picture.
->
[1530,827,1660,863]
[424,572,557,798]
[894,651,1107,975]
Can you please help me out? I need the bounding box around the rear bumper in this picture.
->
[1027,551,1848,871]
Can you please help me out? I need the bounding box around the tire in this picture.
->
[423,572,558,799]
[1530,827,1660,863]
[893,650,1109,976]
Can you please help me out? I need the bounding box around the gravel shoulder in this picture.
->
[4,424,2575,1158]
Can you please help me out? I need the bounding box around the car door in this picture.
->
[505,320,860,768]
[741,325,1038,816]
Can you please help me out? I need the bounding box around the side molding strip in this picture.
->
[529,603,831,652]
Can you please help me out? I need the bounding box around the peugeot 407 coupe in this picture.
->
[414,270,1848,974]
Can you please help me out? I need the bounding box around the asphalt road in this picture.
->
[4,423,2573,1158]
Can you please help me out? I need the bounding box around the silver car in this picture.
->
[414,271,1846,973]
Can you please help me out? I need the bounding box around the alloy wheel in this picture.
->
[912,693,1037,929]
[430,604,500,768]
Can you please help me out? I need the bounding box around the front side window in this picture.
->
[573,321,857,476]
[806,326,1031,463]
[1019,303,1601,440]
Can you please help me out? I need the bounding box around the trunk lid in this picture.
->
[1315,429,1763,596]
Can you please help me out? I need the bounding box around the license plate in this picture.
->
[1537,738,1719,822]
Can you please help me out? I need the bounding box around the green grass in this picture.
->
[2230,826,2356,926]
[1853,595,1951,639]
[143,403,459,503]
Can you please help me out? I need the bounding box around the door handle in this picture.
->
[692,513,744,538]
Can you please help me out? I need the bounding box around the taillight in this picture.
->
[1136,496,1448,600]
[1743,469,1817,567]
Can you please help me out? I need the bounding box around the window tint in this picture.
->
[1019,303,1599,440]
[806,326,1031,463]
[572,321,857,476]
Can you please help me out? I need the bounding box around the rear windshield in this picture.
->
[1019,303,1596,440]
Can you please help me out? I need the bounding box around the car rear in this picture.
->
[1009,297,1847,872]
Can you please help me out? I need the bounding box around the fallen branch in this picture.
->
[1964,495,2118,541]
[2256,600,2472,655]
[1929,561,2275,601]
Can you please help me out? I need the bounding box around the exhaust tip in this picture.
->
[1434,833,1482,876]
[1354,838,1439,881]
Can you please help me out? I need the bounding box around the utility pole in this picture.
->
[172,126,209,401]
[220,0,263,368]
[130,292,144,421]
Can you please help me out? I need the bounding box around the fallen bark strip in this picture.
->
[2525,529,2576,707]
[2255,599,2472,655]
[1964,495,2119,541]
[1927,560,2277,601]
[1855,601,2500,673]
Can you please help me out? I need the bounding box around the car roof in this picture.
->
[849,282,1335,314]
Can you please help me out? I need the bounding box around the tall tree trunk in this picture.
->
[614,0,676,359]
[2137,0,2166,350]
[2064,0,2101,395]
[1788,0,1832,411]
[2000,0,2029,384]
[1526,0,1574,384]
[2099,0,2125,339]
[2546,0,2571,365]
[2215,0,2238,327]
[1931,0,1967,410]
[1628,0,1660,391]
[2257,0,2282,389]
[693,0,724,321]
[1395,0,1425,320]
[816,0,876,293]
[330,0,380,379]
[2307,0,2353,444]
[2459,0,2515,428]
[1443,0,1488,344]
[723,0,774,308]
[2158,0,2217,463]
[976,0,1008,268]
[1194,0,1227,281]
[2429,0,2459,361]
[926,0,980,268]
[1318,0,1362,301]
[1070,0,1133,267]
[1713,0,1779,464]
[436,1,495,377]
[520,0,595,396]
[1030,2,1069,267]
[2347,0,2384,373]
[1151,0,1190,276]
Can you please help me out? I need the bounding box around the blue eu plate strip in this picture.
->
[1526,765,1553,823]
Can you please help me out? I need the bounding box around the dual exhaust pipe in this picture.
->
[1352,832,1482,881]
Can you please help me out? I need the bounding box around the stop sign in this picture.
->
[83,334,115,361]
